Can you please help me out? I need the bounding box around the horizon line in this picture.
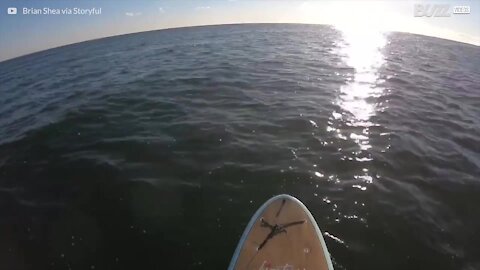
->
[1,22,478,64]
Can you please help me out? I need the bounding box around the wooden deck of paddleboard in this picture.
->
[230,195,333,270]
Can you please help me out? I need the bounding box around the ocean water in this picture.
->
[0,24,479,270]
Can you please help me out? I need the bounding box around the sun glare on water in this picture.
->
[312,1,390,190]
[336,27,387,124]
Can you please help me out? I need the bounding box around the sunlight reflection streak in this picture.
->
[330,27,387,190]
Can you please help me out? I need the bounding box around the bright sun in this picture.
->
[297,1,406,33]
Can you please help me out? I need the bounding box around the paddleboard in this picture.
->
[228,194,334,270]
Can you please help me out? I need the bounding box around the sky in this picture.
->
[0,0,479,61]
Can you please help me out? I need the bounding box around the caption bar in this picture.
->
[7,7,102,16]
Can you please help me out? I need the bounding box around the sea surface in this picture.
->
[0,24,479,270]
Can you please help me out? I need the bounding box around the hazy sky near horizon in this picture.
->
[0,0,479,61]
